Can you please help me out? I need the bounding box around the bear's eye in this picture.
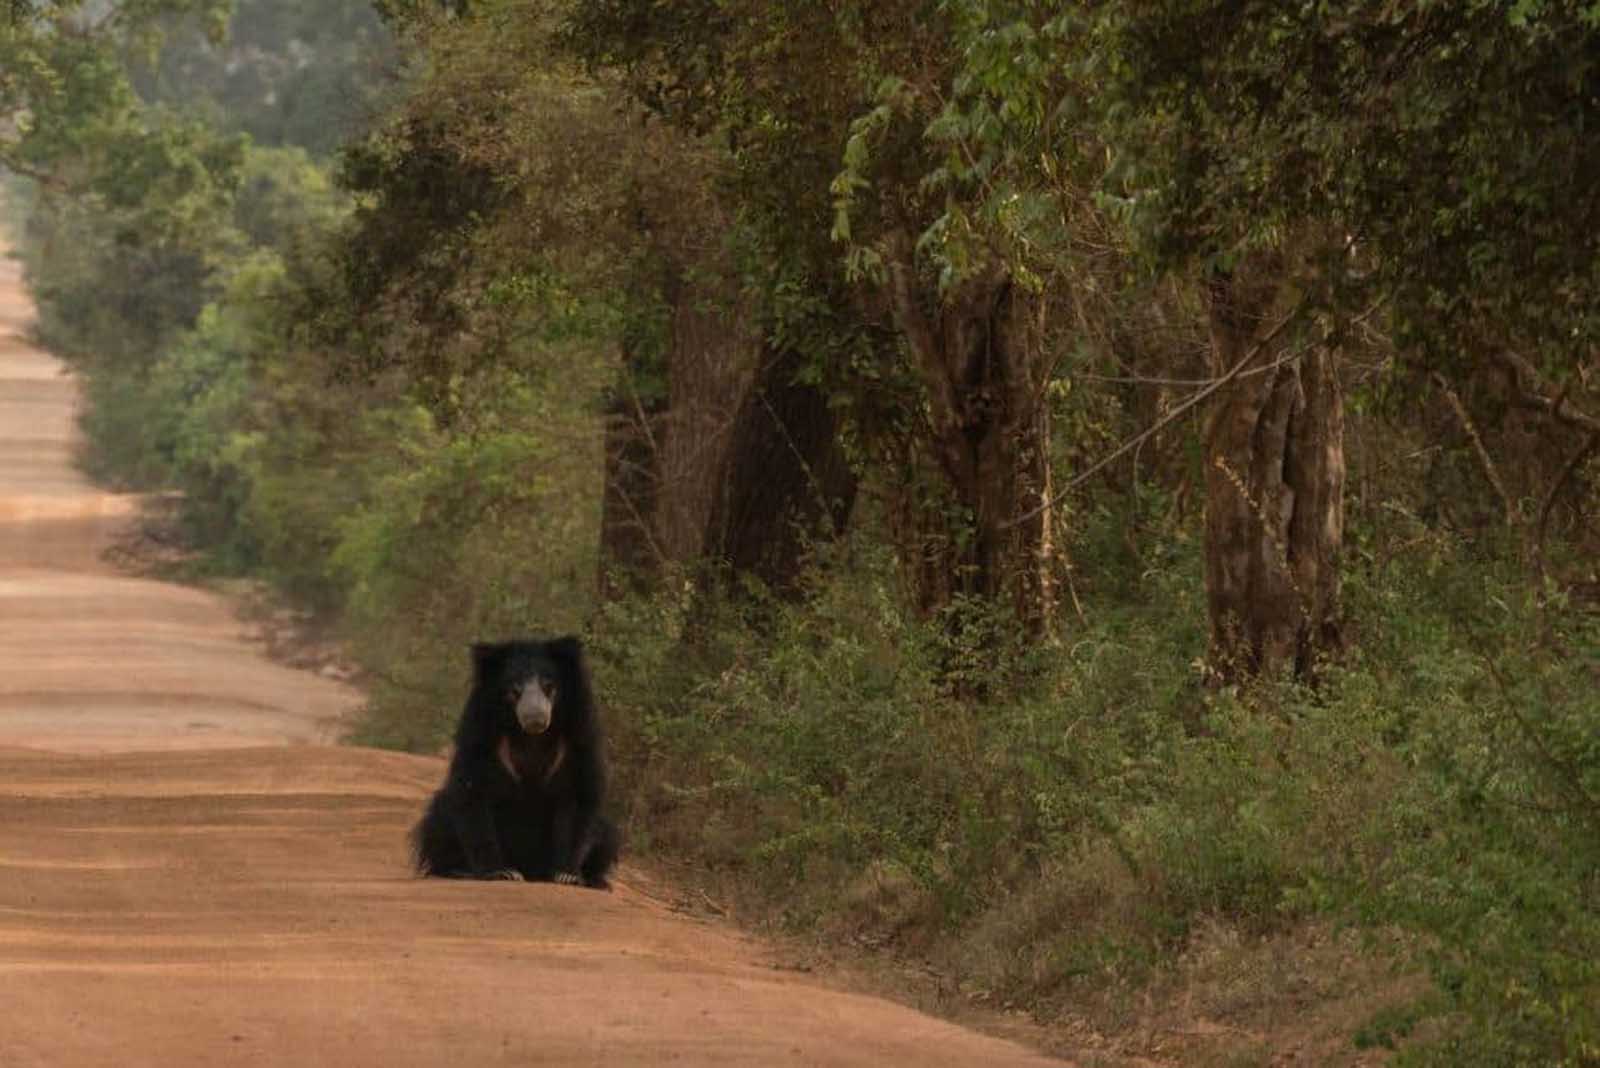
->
[539,676,557,701]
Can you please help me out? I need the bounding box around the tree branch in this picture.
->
[0,150,66,192]
[1433,371,1517,525]
[882,225,954,431]
[1494,350,1600,436]
[1003,299,1307,530]
[1535,429,1600,578]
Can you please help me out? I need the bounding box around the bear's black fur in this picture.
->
[412,636,619,889]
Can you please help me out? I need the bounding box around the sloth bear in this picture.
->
[412,636,619,889]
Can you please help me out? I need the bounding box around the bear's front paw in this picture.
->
[553,871,582,886]
[487,868,526,882]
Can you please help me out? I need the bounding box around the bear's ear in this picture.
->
[545,635,585,667]
[469,642,504,674]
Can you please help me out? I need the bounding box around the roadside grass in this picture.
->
[561,509,1599,1067]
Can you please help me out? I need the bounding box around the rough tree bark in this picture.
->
[1203,263,1344,681]
[597,353,665,600]
[654,287,756,564]
[883,232,1056,633]
[599,275,756,599]
[699,343,859,597]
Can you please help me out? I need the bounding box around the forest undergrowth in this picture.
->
[578,510,1600,1067]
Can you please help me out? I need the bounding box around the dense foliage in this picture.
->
[5,1,1599,1064]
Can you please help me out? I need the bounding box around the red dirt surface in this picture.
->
[0,247,1065,1066]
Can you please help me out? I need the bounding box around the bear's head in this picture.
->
[471,640,568,736]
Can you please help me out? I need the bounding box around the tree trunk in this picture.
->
[883,234,1056,632]
[599,264,756,599]
[700,343,858,597]
[597,348,665,599]
[653,281,757,565]
[1203,267,1344,681]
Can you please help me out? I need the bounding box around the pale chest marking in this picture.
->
[497,735,521,782]
[544,740,567,784]
[498,734,568,785]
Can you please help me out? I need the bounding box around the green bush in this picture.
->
[338,366,607,751]
[1346,567,1600,1067]
[586,519,1210,930]
[578,503,1600,1065]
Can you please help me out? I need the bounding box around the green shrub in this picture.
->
[338,367,607,751]
[1347,568,1600,1067]
[581,504,1599,1065]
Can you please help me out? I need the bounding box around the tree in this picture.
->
[569,0,1068,628]
[1099,0,1600,676]
[1,1,245,365]
[1197,252,1345,679]
[700,339,859,599]
[1095,4,1358,680]
[322,2,764,598]
[0,1,231,183]
[126,0,399,158]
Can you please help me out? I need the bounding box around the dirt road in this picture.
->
[0,248,1063,1066]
